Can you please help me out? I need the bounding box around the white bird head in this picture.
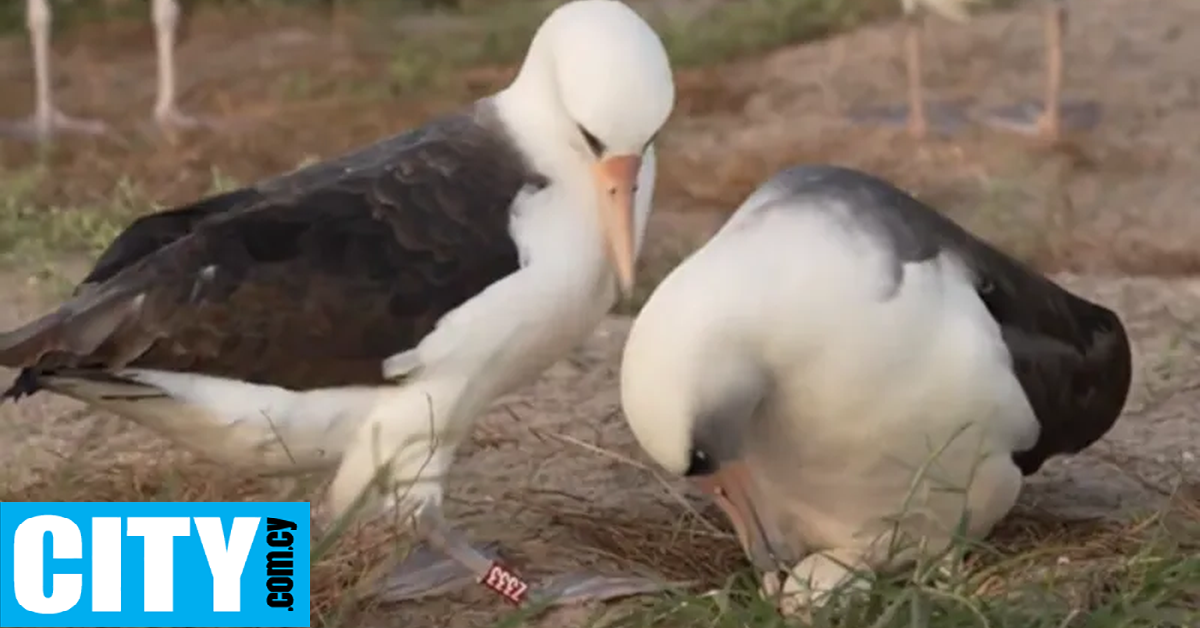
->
[620,255,788,571]
[621,311,768,478]
[507,0,675,295]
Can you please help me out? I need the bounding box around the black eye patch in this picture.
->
[578,124,605,157]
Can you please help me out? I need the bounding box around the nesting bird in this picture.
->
[620,165,1131,613]
[1,0,676,605]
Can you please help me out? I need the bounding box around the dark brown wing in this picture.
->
[79,120,450,291]
[763,165,1134,475]
[79,187,266,290]
[0,105,545,392]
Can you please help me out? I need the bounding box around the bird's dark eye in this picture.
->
[578,124,605,157]
[684,448,717,477]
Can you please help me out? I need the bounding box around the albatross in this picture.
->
[620,165,1132,612]
[0,0,675,604]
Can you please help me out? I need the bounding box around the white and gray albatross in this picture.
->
[620,165,1132,612]
[0,0,675,605]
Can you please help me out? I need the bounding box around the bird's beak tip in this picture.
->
[616,275,636,301]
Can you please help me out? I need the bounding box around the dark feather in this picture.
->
[79,186,266,291]
[0,102,547,394]
[763,165,1133,474]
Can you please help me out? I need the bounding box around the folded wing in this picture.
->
[0,107,542,393]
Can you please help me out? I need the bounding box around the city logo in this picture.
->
[0,502,311,627]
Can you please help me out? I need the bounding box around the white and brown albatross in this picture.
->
[620,165,1132,613]
[0,0,675,604]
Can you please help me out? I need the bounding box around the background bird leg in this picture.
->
[843,7,967,138]
[904,11,929,139]
[983,2,1098,140]
[1036,1,1066,139]
[151,0,211,130]
[1,0,108,140]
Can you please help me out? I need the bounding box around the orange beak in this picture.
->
[694,460,791,571]
[592,155,641,297]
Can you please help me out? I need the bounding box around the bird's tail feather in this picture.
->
[0,285,145,370]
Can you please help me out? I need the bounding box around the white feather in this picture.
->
[621,186,1039,581]
[327,0,672,521]
[41,370,374,473]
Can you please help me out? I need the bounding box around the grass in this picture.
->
[0,0,1013,94]
[2,414,1196,628]
[0,168,143,266]
[523,455,1200,628]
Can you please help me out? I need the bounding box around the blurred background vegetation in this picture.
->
[0,0,1010,71]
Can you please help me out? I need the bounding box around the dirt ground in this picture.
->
[0,0,1197,626]
[1,271,1197,625]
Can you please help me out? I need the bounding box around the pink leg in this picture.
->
[151,0,217,131]
[1,0,108,141]
[904,13,928,139]
[1034,2,1065,140]
[983,2,1098,139]
[842,10,969,137]
[367,504,686,606]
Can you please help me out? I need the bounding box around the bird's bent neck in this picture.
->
[490,77,632,307]
[492,49,588,181]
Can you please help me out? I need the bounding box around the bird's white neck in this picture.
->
[459,57,659,403]
[491,66,585,181]
[489,70,657,299]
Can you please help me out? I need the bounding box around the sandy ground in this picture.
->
[0,0,1198,625]
[652,0,1200,275]
[1,269,1197,625]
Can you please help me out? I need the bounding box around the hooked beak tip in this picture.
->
[616,273,636,300]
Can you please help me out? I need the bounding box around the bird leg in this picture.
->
[983,2,1098,140]
[369,504,505,602]
[369,504,684,607]
[843,10,966,137]
[151,0,214,131]
[903,12,928,139]
[0,0,108,141]
[1035,2,1065,140]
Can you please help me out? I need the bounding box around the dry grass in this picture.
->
[522,435,1200,627]
[2,422,1196,627]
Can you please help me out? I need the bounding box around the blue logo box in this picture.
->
[0,502,311,627]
